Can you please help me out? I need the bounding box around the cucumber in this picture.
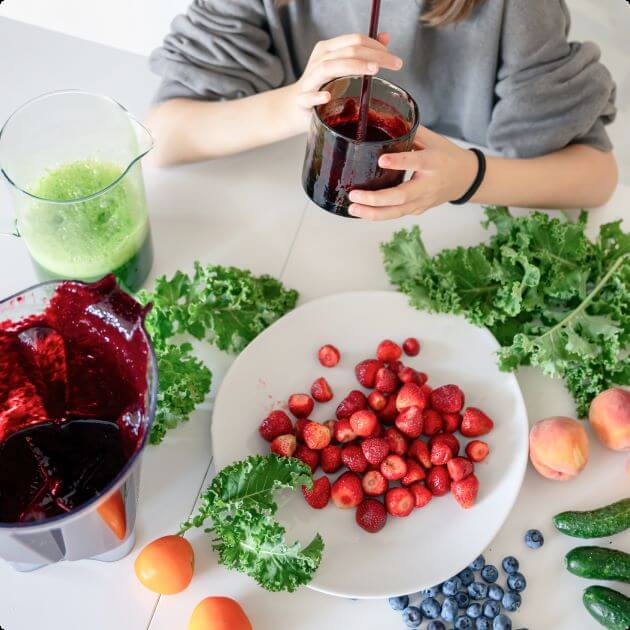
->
[565,546,630,583]
[583,585,630,630]
[553,498,630,538]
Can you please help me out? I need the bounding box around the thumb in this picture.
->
[414,126,448,150]
[377,32,390,46]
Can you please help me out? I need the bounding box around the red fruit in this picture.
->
[380,454,408,481]
[336,390,367,419]
[259,410,293,442]
[416,372,428,386]
[294,444,320,472]
[362,470,388,496]
[341,443,368,473]
[323,419,336,434]
[349,409,378,437]
[396,383,428,413]
[430,441,453,465]
[303,421,332,450]
[379,394,399,424]
[401,458,426,486]
[385,487,414,517]
[320,445,343,473]
[402,337,420,357]
[422,409,443,436]
[334,419,357,443]
[318,344,340,367]
[331,472,364,509]
[388,360,403,375]
[442,412,462,433]
[356,498,387,533]
[398,367,418,384]
[368,390,387,411]
[384,427,408,456]
[375,367,398,394]
[409,482,433,508]
[377,339,402,363]
[420,383,432,398]
[426,465,450,496]
[311,377,333,403]
[451,473,479,509]
[395,406,424,438]
[361,437,390,465]
[368,422,383,438]
[302,476,330,509]
[430,385,465,414]
[466,440,489,462]
[447,457,474,482]
[270,434,296,457]
[408,438,432,468]
[431,433,461,457]
[461,408,494,437]
[288,393,314,418]
[294,418,308,442]
[355,359,383,388]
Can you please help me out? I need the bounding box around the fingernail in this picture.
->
[394,57,403,69]
[348,204,360,217]
[367,62,378,73]
[348,191,359,202]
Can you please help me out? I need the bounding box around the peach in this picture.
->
[589,387,630,451]
[529,417,589,481]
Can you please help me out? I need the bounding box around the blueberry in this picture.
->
[442,577,463,596]
[455,590,470,608]
[501,556,519,574]
[476,618,492,630]
[493,614,512,630]
[468,581,489,600]
[507,572,527,593]
[469,554,485,571]
[421,597,441,620]
[467,602,483,618]
[422,585,442,598]
[481,564,499,583]
[459,567,475,586]
[427,623,447,630]
[455,615,474,629]
[441,596,458,622]
[402,606,423,628]
[488,584,504,601]
[502,591,522,612]
[388,595,409,610]
[483,600,501,619]
[524,529,544,549]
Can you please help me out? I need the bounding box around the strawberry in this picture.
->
[374,367,398,394]
[355,359,383,388]
[398,367,418,384]
[288,393,314,418]
[430,441,453,466]
[422,409,443,436]
[420,383,432,398]
[409,482,433,508]
[323,419,336,434]
[396,383,428,413]
[465,440,490,462]
[334,419,357,443]
[395,406,424,438]
[318,344,340,367]
[320,445,343,473]
[259,410,293,442]
[294,444,320,473]
[302,476,331,509]
[387,360,403,375]
[380,454,408,481]
[461,408,494,437]
[311,377,333,403]
[331,472,364,509]
[447,457,474,482]
[442,412,462,433]
[384,426,408,456]
[402,337,420,357]
[336,390,367,419]
[361,437,390,465]
[430,384,465,413]
[401,458,426,486]
[379,394,399,424]
[431,433,460,457]
[426,465,450,496]
[367,390,387,411]
[349,409,378,437]
[451,473,479,509]
[385,487,414,517]
[303,421,332,450]
[362,470,388,496]
[416,372,428,386]
[270,434,296,457]
[377,339,402,363]
[407,438,432,468]
[294,418,308,442]
[341,443,368,473]
[368,422,383,438]
[355,498,387,533]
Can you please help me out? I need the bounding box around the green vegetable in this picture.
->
[381,207,630,416]
[583,585,630,630]
[180,455,323,592]
[553,498,630,538]
[565,546,630,583]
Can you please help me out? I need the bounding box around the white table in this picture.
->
[0,18,628,630]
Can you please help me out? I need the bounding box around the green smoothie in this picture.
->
[22,160,152,291]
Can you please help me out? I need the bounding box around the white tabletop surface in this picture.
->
[0,17,628,630]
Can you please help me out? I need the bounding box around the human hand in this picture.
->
[347,127,479,220]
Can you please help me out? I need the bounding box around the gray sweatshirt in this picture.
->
[149,0,616,158]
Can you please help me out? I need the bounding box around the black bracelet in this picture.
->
[450,148,486,205]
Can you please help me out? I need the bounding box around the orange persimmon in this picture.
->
[134,535,194,594]
[188,597,252,630]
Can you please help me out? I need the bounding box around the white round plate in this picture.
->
[212,291,529,599]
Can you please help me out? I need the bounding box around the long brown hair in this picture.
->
[275,0,482,27]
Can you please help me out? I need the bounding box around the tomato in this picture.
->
[188,597,252,630]
[134,535,194,594]
[97,490,126,540]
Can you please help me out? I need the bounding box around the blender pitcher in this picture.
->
[0,90,154,292]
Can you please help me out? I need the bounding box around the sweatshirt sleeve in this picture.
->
[149,0,287,103]
[487,0,616,158]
